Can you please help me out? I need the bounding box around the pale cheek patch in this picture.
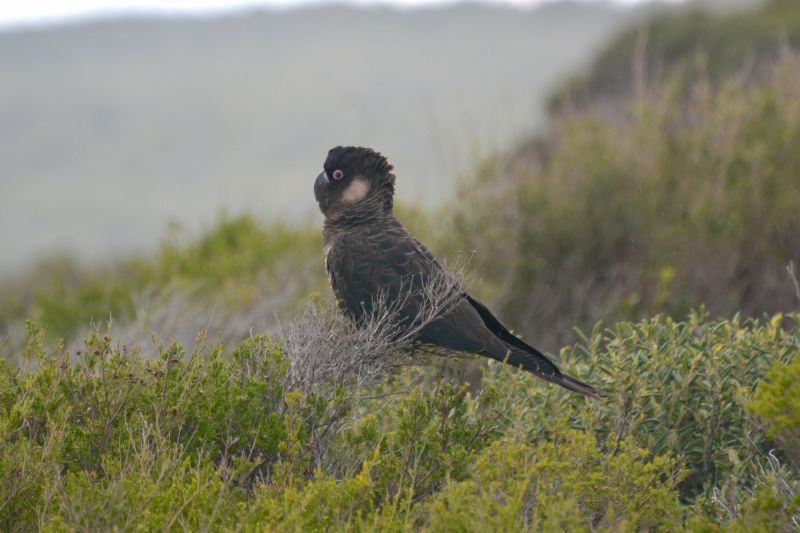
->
[341,178,370,203]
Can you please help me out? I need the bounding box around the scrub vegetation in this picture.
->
[1,0,799,530]
[1,313,798,531]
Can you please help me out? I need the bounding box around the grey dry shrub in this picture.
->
[281,260,473,393]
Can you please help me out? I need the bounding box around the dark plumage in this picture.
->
[314,146,600,398]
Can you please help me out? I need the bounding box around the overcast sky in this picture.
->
[0,0,681,28]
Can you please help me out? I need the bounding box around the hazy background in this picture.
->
[6,2,800,528]
[0,0,758,275]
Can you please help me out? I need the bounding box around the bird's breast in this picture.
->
[323,242,335,287]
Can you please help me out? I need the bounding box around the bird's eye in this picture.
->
[332,169,344,181]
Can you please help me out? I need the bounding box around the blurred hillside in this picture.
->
[2,0,797,354]
[0,2,648,276]
[447,0,800,348]
[552,0,797,111]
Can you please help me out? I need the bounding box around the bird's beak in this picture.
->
[314,171,329,205]
[314,171,329,191]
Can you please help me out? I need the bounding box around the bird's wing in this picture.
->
[325,222,601,398]
[465,295,559,367]
[326,224,559,372]
[423,296,562,377]
[429,298,602,398]
[325,224,447,323]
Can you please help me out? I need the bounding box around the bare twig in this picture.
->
[787,261,800,306]
[280,260,473,393]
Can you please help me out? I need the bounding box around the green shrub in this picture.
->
[0,258,141,343]
[727,477,800,533]
[154,216,321,303]
[478,312,800,500]
[748,352,800,472]
[0,214,324,352]
[45,437,247,532]
[691,452,800,533]
[1,312,797,530]
[428,432,682,532]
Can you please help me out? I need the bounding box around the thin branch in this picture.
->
[280,259,473,393]
[787,261,800,306]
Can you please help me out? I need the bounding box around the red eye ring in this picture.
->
[332,169,344,180]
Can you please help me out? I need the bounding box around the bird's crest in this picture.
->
[323,146,396,211]
[324,146,393,179]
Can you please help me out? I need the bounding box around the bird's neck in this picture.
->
[324,192,396,230]
[323,206,396,234]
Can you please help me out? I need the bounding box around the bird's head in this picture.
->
[314,146,396,220]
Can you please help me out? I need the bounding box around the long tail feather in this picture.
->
[465,295,601,398]
[545,372,603,399]
[484,347,602,399]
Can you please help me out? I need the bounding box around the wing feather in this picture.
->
[323,220,600,398]
[326,225,440,322]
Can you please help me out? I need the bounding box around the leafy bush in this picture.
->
[748,354,800,472]
[480,312,800,499]
[1,312,797,531]
[154,216,321,301]
[428,432,682,531]
[699,452,800,533]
